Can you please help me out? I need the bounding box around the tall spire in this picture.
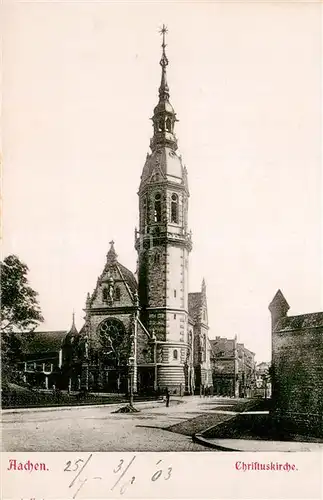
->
[159,24,169,101]
[150,25,178,152]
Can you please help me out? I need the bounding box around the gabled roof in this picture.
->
[237,343,255,357]
[89,241,138,307]
[22,331,67,355]
[209,338,235,358]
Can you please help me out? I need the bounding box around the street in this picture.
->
[2,396,236,452]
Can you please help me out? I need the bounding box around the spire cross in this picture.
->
[159,24,168,47]
[159,24,169,68]
[109,240,115,246]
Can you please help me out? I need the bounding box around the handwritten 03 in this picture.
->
[64,454,173,498]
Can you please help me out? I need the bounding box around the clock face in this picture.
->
[98,318,125,350]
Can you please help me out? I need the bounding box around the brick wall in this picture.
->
[272,325,323,437]
[270,291,323,438]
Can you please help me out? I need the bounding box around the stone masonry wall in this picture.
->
[272,325,323,437]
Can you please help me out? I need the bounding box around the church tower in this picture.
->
[135,26,192,392]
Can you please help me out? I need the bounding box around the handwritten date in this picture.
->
[64,454,173,498]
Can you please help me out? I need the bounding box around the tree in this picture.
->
[1,255,44,383]
[262,365,272,400]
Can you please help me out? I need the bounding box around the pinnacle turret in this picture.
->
[107,240,118,264]
[67,311,78,337]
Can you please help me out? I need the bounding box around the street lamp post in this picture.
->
[128,356,134,407]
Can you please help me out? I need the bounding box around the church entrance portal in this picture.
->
[101,367,128,394]
[138,367,155,394]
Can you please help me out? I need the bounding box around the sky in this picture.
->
[3,1,322,363]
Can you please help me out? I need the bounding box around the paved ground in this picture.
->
[198,437,323,452]
[2,396,232,452]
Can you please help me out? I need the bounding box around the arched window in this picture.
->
[103,288,108,301]
[173,349,178,360]
[115,287,120,301]
[171,193,179,223]
[166,117,172,132]
[158,118,164,132]
[154,192,162,222]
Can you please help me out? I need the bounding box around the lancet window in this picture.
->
[171,193,179,223]
[154,192,162,222]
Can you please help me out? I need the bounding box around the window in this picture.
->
[158,118,164,132]
[143,196,148,225]
[98,318,126,358]
[115,287,120,301]
[154,193,162,222]
[154,252,160,265]
[174,314,176,319]
[174,289,177,298]
[173,349,178,360]
[171,193,179,223]
[166,117,172,132]
[204,334,207,362]
[103,288,108,301]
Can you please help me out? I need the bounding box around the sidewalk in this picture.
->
[194,434,323,452]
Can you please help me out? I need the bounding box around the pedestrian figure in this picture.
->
[165,387,170,408]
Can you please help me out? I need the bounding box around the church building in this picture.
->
[20,27,213,396]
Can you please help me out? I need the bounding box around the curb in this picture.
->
[192,413,239,451]
[192,400,262,451]
[193,433,240,451]
[2,400,162,415]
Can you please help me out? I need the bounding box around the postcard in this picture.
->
[1,1,322,499]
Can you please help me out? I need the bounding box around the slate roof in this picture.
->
[140,147,186,187]
[117,263,138,295]
[275,312,323,333]
[22,331,68,355]
[269,289,290,312]
[188,292,201,322]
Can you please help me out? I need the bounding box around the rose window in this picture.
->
[98,318,125,352]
